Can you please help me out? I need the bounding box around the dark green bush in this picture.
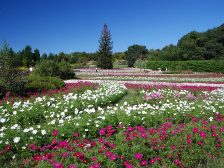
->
[35,60,75,79]
[35,60,59,77]
[0,42,26,98]
[146,60,224,73]
[25,74,65,92]
[58,61,75,79]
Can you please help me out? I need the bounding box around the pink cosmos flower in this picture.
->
[198,141,204,146]
[29,144,37,151]
[140,160,148,166]
[52,130,59,136]
[73,132,79,138]
[99,128,106,135]
[174,159,182,167]
[149,158,155,164]
[53,162,64,168]
[61,152,69,158]
[199,131,206,139]
[68,165,77,168]
[33,154,42,161]
[109,154,117,161]
[193,127,199,133]
[91,157,97,162]
[105,151,112,157]
[110,143,116,149]
[134,153,143,160]
[89,163,101,168]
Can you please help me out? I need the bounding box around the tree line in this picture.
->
[2,23,224,69]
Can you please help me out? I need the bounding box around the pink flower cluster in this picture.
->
[125,83,219,91]
[1,113,223,167]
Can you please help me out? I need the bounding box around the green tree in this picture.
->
[97,24,113,69]
[33,48,40,64]
[0,41,23,97]
[41,53,47,59]
[22,45,33,67]
[125,44,148,67]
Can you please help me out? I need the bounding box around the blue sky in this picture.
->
[0,0,224,54]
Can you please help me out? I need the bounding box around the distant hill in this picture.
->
[150,24,224,61]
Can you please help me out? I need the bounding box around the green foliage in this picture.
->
[150,45,181,61]
[25,74,65,92]
[150,24,224,61]
[113,52,126,61]
[35,60,59,77]
[58,61,75,79]
[35,60,75,79]
[22,45,33,67]
[33,48,40,64]
[97,24,113,69]
[125,44,148,67]
[146,60,224,73]
[134,59,147,68]
[0,41,24,97]
[41,53,47,59]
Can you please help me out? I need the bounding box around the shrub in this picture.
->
[146,60,224,73]
[134,59,147,69]
[35,60,59,77]
[25,74,65,92]
[58,61,75,79]
[0,42,25,97]
[35,60,75,79]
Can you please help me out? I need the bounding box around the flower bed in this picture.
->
[93,76,224,83]
[2,113,224,168]
[0,81,98,104]
[0,81,224,167]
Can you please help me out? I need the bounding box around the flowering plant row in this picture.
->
[93,76,224,83]
[0,81,224,167]
[0,82,127,165]
[2,112,224,168]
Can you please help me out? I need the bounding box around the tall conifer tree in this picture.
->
[97,24,113,69]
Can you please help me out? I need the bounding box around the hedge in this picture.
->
[146,60,224,73]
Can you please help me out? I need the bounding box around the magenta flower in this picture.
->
[68,165,77,168]
[89,163,101,168]
[29,144,37,151]
[110,143,116,149]
[199,131,206,139]
[73,132,79,138]
[174,159,182,167]
[53,162,64,168]
[140,160,148,166]
[134,153,143,160]
[60,152,69,158]
[198,141,204,146]
[193,127,199,133]
[123,161,134,168]
[105,151,112,157]
[109,154,117,161]
[149,158,155,164]
[99,128,106,135]
[52,130,59,136]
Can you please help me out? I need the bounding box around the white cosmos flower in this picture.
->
[23,128,29,133]
[208,117,213,121]
[11,124,19,129]
[13,137,20,143]
[41,130,46,135]
[0,118,6,123]
[32,130,37,134]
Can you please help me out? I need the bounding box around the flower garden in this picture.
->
[0,69,224,168]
